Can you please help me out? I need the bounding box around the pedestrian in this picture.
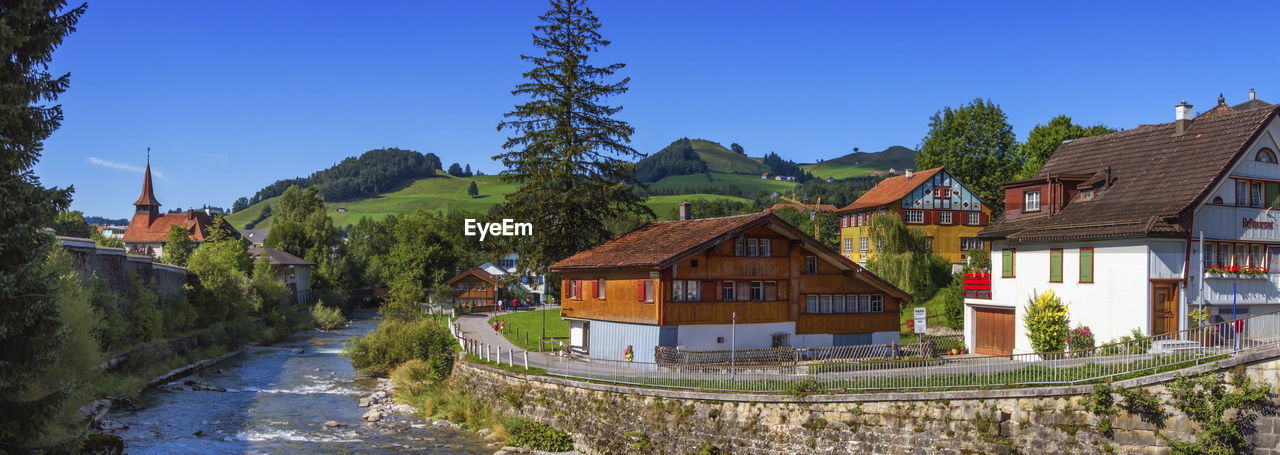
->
[497,299,504,313]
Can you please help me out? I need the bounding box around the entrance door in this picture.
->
[974,307,1015,356]
[1150,282,1179,336]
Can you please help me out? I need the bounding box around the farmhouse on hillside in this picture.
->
[551,206,909,363]
[123,159,239,258]
[836,167,993,265]
[966,92,1279,356]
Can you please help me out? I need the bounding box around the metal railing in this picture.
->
[531,310,1280,393]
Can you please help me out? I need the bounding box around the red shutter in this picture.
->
[924,210,934,225]
[979,212,989,226]
[637,280,646,301]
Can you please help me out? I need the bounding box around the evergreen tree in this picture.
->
[467,180,479,197]
[495,0,650,276]
[1016,115,1115,179]
[0,2,88,451]
[231,196,250,212]
[447,162,463,176]
[161,225,195,266]
[915,98,1021,209]
[730,142,746,155]
[463,164,472,177]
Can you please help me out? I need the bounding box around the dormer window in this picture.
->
[1080,189,1094,201]
[1023,190,1041,212]
[1257,148,1277,164]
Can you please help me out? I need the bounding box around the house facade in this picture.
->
[448,253,546,308]
[837,167,992,265]
[551,210,910,363]
[248,246,314,305]
[966,94,1279,356]
[123,160,238,258]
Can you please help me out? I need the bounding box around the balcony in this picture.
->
[664,300,789,325]
[963,272,991,299]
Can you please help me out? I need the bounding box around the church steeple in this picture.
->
[133,149,160,216]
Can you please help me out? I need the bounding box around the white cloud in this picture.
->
[87,157,166,178]
[172,147,227,162]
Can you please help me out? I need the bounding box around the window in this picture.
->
[924,237,933,252]
[567,280,581,300]
[722,281,736,301]
[1269,247,1280,272]
[1079,248,1094,283]
[934,186,951,199]
[1213,196,1225,205]
[939,211,953,225]
[1236,244,1248,266]
[760,239,771,257]
[1204,243,1217,269]
[1258,148,1278,163]
[734,237,744,256]
[638,279,654,302]
[1049,249,1063,282]
[904,210,924,224]
[1024,190,1041,212]
[1002,249,1016,278]
[457,284,470,291]
[845,295,859,313]
[685,280,700,301]
[870,295,884,313]
[750,281,764,301]
[967,212,981,225]
[819,295,832,313]
[1252,181,1264,207]
[671,280,684,301]
[595,278,606,299]
[961,238,981,252]
[859,237,869,252]
[859,295,872,313]
[806,295,818,313]
[1251,244,1265,267]
[832,295,845,313]
[716,336,726,344]
[771,334,789,348]
[1217,243,1231,267]
[747,238,758,257]
[804,256,818,274]
[842,238,853,253]
[1237,181,1249,205]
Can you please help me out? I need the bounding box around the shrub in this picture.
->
[1066,325,1095,353]
[939,278,964,329]
[125,272,165,342]
[507,419,573,451]
[346,318,455,378]
[312,302,348,331]
[390,358,432,396]
[1023,289,1070,353]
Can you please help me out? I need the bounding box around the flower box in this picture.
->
[1204,272,1270,280]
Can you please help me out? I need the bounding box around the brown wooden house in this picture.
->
[551,209,910,362]
[447,268,506,310]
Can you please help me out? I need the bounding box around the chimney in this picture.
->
[905,169,913,180]
[1104,166,1112,189]
[678,201,692,220]
[1250,88,1257,101]
[1175,101,1193,135]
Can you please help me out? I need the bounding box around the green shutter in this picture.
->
[1002,250,1014,277]
[1079,249,1094,283]
[1050,249,1063,282]
[1267,182,1280,208]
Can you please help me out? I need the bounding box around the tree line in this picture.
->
[240,148,443,208]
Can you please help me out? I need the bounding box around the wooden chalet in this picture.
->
[551,208,910,362]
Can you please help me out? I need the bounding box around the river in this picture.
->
[107,314,493,454]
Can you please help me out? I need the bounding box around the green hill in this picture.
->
[645,172,798,194]
[802,145,916,179]
[224,171,756,230]
[687,139,769,174]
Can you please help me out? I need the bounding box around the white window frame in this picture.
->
[747,238,759,257]
[806,295,818,313]
[859,295,871,313]
[759,239,771,257]
[832,295,845,313]
[1024,190,1041,212]
[819,295,832,313]
[671,280,684,301]
[859,237,869,252]
[845,295,858,313]
[939,211,953,225]
[722,281,736,301]
[842,238,853,253]
[804,256,818,274]
[642,279,654,302]
[595,278,606,299]
[904,210,924,224]
[750,281,764,301]
[734,237,744,256]
[684,280,700,301]
[967,212,980,225]
[961,237,981,252]
[870,295,884,313]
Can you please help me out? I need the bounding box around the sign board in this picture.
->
[913,307,927,334]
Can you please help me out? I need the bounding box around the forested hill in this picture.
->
[245,148,442,205]
[801,145,916,179]
[634,138,813,183]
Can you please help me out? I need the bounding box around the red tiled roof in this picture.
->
[552,212,773,270]
[122,211,238,243]
[837,167,943,212]
[133,163,161,207]
[766,203,839,213]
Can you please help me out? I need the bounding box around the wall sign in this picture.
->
[1243,218,1275,230]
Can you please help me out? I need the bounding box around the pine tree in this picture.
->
[463,164,472,177]
[0,1,88,451]
[495,0,649,274]
[467,180,479,197]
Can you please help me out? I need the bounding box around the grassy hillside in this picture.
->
[687,139,769,174]
[645,172,798,194]
[225,173,755,230]
[803,145,916,179]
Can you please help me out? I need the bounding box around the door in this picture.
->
[1150,281,1179,336]
[974,307,1015,356]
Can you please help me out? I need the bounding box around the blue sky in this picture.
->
[36,1,1280,219]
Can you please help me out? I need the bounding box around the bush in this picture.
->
[125,273,165,342]
[1023,289,1070,353]
[507,419,573,451]
[312,302,348,331]
[939,278,964,329]
[346,318,455,378]
[1066,325,1095,353]
[390,358,432,397]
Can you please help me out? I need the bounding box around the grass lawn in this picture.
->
[646,193,755,218]
[801,161,884,179]
[646,172,798,194]
[490,309,570,351]
[898,291,955,342]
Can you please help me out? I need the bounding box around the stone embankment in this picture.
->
[448,348,1280,455]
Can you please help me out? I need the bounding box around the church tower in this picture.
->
[133,152,160,218]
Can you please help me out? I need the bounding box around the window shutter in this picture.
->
[1002,250,1014,278]
[978,212,988,225]
[1050,249,1063,282]
[637,280,645,301]
[1267,183,1280,209]
[1080,249,1094,283]
[590,280,598,299]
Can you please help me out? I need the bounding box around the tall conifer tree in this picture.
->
[0,1,87,451]
[495,0,649,274]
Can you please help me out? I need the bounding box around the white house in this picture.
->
[966,92,1279,356]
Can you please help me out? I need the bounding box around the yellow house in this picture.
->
[837,167,992,264]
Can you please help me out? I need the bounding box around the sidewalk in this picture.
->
[455,311,557,368]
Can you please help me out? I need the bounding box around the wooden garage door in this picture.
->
[974,307,1015,356]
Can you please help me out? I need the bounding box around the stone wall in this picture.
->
[454,348,1280,454]
[59,236,189,303]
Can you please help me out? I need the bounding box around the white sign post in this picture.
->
[913,307,927,335]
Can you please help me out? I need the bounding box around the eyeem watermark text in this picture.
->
[464,218,533,241]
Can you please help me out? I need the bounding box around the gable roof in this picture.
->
[133,162,161,207]
[123,211,240,243]
[983,105,1280,244]
[837,167,943,212]
[248,246,314,266]
[765,202,839,214]
[551,211,910,300]
[446,267,500,286]
[239,229,270,245]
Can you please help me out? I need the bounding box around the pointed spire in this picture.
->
[133,148,161,209]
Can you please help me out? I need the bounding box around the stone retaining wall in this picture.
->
[454,348,1280,454]
[59,236,189,300]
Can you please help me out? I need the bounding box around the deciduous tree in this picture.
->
[162,225,195,266]
[915,98,1021,209]
[1016,115,1115,179]
[50,210,92,237]
[495,0,651,275]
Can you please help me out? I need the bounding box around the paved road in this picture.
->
[455,310,559,368]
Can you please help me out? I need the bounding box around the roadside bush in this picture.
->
[346,318,455,378]
[506,419,573,451]
[938,277,964,329]
[1023,289,1070,353]
[312,302,348,331]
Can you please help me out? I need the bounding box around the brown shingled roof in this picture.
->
[983,105,1280,244]
[552,212,774,270]
[837,168,943,212]
[446,267,499,286]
